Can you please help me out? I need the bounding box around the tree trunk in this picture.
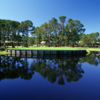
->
[17,41,18,48]
[49,36,50,47]
[53,38,55,47]
[73,37,74,47]
[7,34,9,48]
[49,32,51,47]
[25,31,28,47]
[0,29,1,47]
[38,35,40,45]
[68,38,69,46]
[4,42,6,48]
[37,38,38,47]
[17,33,19,48]
[68,29,70,46]
[62,25,63,47]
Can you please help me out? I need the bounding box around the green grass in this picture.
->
[78,47,100,51]
[6,46,100,56]
[0,51,10,55]
[0,47,10,55]
[8,47,83,50]
[85,48,100,51]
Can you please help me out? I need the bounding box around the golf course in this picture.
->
[0,46,99,55]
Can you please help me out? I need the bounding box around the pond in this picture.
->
[0,52,100,100]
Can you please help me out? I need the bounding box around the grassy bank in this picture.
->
[76,47,100,55]
[8,47,83,50]
[0,51,10,55]
[7,46,100,55]
[0,47,10,55]
[1,46,100,55]
[85,48,100,51]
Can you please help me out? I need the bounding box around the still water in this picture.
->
[0,52,100,100]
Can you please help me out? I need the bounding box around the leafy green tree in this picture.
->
[5,20,11,47]
[78,34,89,46]
[10,21,20,48]
[79,32,99,47]
[19,20,34,47]
[40,23,51,46]
[66,18,85,47]
[33,27,43,47]
[49,17,59,46]
[28,37,35,46]
[0,19,5,47]
[1,23,7,48]
[59,16,66,46]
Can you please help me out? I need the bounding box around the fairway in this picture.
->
[7,47,100,55]
[8,47,84,50]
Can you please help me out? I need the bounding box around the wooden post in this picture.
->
[43,50,44,59]
[15,50,16,57]
[49,50,50,59]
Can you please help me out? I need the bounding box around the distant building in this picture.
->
[1,41,22,46]
[41,41,46,44]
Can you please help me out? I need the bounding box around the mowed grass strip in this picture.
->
[8,46,100,54]
[8,47,84,50]
[78,47,100,51]
[0,51,10,55]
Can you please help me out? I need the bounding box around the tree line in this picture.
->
[0,19,34,48]
[33,16,85,47]
[0,16,99,48]
[78,32,100,47]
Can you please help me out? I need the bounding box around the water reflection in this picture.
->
[0,56,34,81]
[0,54,86,85]
[80,51,100,66]
[30,58,84,84]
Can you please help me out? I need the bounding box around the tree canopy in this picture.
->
[0,16,99,48]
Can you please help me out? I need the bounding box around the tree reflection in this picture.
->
[0,56,34,81]
[80,51,100,66]
[31,58,84,85]
[0,55,85,85]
